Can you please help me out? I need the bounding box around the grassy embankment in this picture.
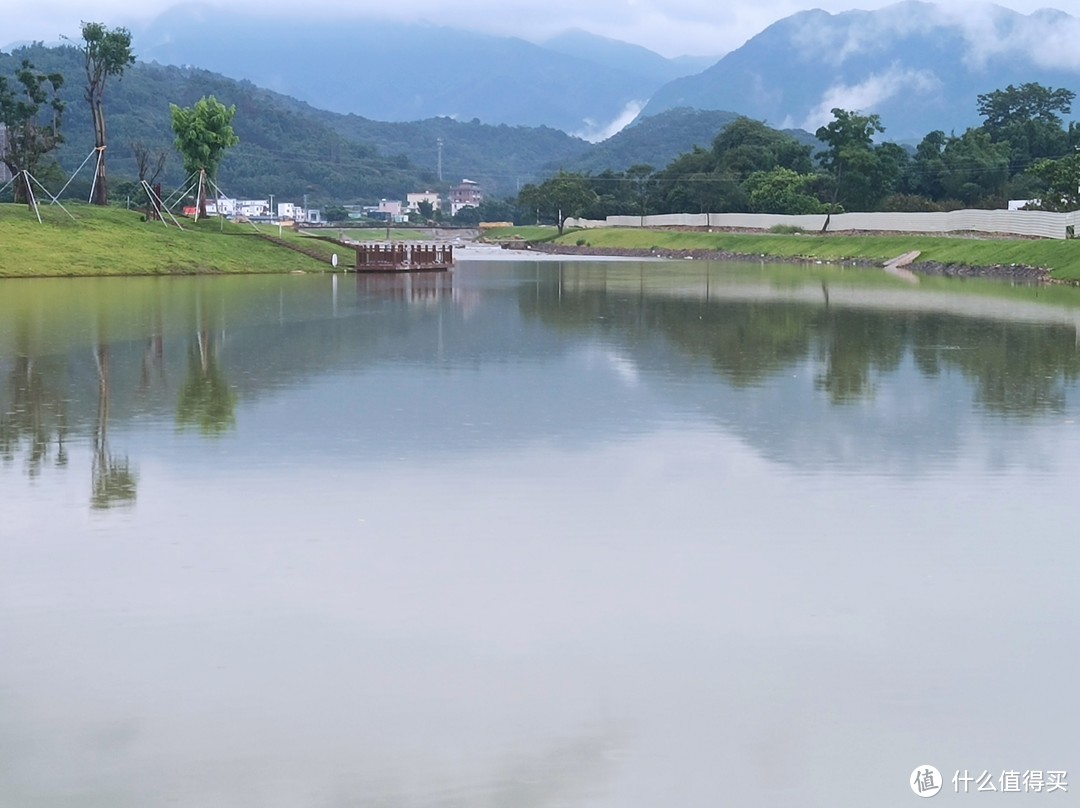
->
[482,225,1080,281]
[0,202,346,277]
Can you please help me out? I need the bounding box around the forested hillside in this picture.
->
[0,44,596,203]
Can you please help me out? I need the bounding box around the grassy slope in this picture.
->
[0,203,339,277]
[543,228,1080,280]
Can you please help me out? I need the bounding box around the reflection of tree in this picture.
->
[177,331,236,435]
[91,344,137,510]
[814,310,908,404]
[0,354,68,477]
[912,318,1080,416]
[519,272,1080,418]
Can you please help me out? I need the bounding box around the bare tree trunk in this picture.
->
[91,99,108,206]
[14,170,31,208]
[197,169,208,219]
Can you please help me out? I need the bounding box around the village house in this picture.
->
[406,191,442,214]
[450,179,483,216]
[362,200,409,223]
[277,202,323,224]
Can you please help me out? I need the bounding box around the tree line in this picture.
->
[517,83,1080,232]
[1,23,240,214]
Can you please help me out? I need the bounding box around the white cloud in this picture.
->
[574,101,646,143]
[949,3,1080,72]
[799,65,942,132]
[789,1,952,65]
[2,1,1077,63]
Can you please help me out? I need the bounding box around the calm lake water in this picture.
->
[2,257,1079,807]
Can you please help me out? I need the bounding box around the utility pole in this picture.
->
[436,137,444,182]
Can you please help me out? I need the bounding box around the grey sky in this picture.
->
[2,0,1069,58]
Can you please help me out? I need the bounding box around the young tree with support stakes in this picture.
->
[78,22,135,206]
[170,96,239,218]
[0,60,65,208]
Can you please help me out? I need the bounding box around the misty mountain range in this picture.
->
[124,1,1080,142]
[5,1,1080,201]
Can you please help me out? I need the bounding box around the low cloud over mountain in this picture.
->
[642,1,1080,140]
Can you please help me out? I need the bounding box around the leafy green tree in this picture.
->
[1028,153,1080,212]
[815,108,888,211]
[911,130,949,200]
[0,59,64,206]
[170,95,239,216]
[744,167,827,214]
[625,163,656,222]
[977,83,1075,166]
[977,83,1074,132]
[322,204,349,223]
[938,129,1010,206]
[78,22,135,206]
[452,204,482,225]
[473,197,517,223]
[416,199,434,219]
[713,116,813,179]
[518,171,598,234]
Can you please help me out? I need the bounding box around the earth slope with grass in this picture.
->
[0,204,343,277]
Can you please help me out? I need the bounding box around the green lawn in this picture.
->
[480,225,571,243]
[553,228,1080,280]
[0,203,336,277]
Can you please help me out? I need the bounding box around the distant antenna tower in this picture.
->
[436,137,444,181]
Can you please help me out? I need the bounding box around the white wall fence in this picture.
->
[565,209,1080,240]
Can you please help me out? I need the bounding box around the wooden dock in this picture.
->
[353,242,454,272]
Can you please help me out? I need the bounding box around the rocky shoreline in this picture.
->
[516,242,1054,282]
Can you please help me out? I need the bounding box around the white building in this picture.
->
[238,199,270,218]
[407,191,442,213]
[277,201,301,221]
[208,197,237,217]
[277,201,323,224]
[378,199,405,216]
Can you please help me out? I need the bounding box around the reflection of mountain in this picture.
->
[2,264,1080,480]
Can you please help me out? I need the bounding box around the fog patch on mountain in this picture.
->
[574,101,647,143]
[799,65,943,132]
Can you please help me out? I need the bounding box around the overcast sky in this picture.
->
[1,0,1070,58]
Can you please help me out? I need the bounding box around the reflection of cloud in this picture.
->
[574,101,645,143]
[799,65,941,132]
[578,345,641,386]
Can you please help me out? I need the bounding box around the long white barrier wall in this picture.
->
[566,210,1080,240]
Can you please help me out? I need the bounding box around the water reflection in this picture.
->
[0,354,68,476]
[3,263,1080,808]
[1,267,1080,493]
[519,265,1080,417]
[177,333,236,436]
[91,343,137,509]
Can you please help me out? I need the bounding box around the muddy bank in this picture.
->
[517,242,1053,282]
